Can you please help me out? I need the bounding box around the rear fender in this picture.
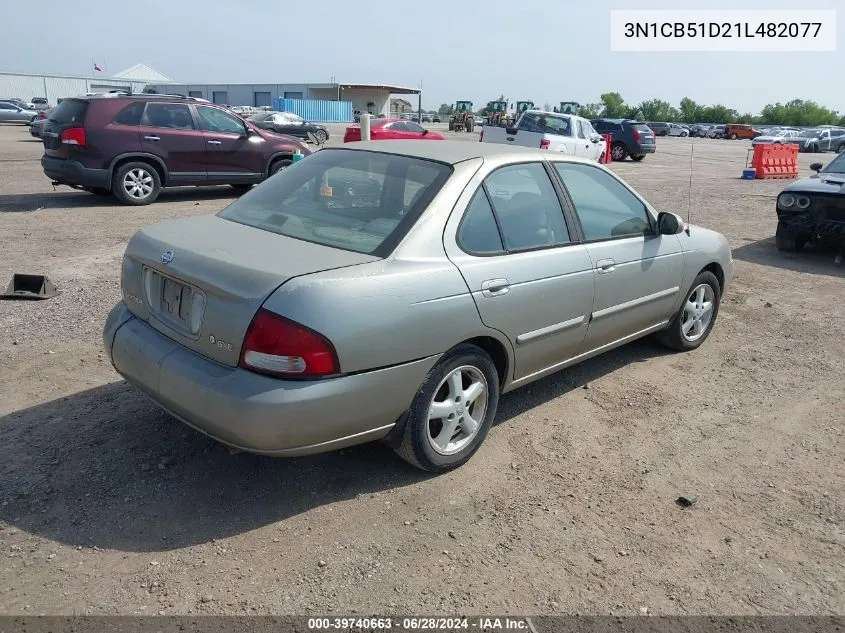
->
[108,153,169,185]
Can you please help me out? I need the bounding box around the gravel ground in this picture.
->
[0,122,843,616]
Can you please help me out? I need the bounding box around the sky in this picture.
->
[0,0,841,114]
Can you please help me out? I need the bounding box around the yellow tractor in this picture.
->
[556,101,581,115]
[448,101,475,132]
[506,101,534,126]
[485,101,508,127]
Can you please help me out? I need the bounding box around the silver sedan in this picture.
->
[104,142,733,473]
[0,101,39,124]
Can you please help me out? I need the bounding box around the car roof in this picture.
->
[328,140,599,166]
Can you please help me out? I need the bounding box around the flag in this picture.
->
[93,63,102,72]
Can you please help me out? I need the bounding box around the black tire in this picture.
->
[466,120,474,133]
[775,221,806,252]
[315,129,328,144]
[230,184,253,192]
[656,271,721,352]
[610,142,628,161]
[811,143,819,153]
[630,154,645,162]
[394,344,500,473]
[269,158,292,176]
[111,161,161,206]
[86,187,111,196]
[837,143,845,154]
[448,121,455,131]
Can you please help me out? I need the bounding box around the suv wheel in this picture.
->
[630,154,645,162]
[113,162,161,206]
[269,158,292,176]
[837,143,845,153]
[610,142,628,161]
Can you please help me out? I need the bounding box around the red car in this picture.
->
[343,118,445,143]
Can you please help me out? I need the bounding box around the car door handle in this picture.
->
[143,135,160,141]
[596,259,616,274]
[481,278,510,297]
[207,139,222,145]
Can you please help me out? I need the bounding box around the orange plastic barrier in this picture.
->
[751,143,798,179]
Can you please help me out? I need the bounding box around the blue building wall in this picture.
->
[273,98,353,122]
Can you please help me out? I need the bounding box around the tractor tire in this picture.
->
[466,120,474,133]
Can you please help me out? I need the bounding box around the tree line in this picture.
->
[439,93,845,127]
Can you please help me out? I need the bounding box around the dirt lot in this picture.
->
[1,122,843,616]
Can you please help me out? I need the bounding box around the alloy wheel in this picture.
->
[681,283,715,342]
[122,168,154,200]
[426,365,488,456]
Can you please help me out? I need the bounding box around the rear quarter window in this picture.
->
[48,99,88,125]
[113,102,145,125]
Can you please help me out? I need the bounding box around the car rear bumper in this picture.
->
[103,302,439,456]
[41,155,110,189]
[633,145,656,155]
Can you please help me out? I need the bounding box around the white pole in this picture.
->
[360,113,371,141]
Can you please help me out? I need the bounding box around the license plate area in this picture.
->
[143,267,204,338]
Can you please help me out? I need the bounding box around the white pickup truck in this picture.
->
[480,110,606,161]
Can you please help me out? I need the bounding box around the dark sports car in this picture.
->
[775,152,845,252]
[247,111,329,143]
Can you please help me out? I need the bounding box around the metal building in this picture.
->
[0,63,175,106]
[144,82,421,121]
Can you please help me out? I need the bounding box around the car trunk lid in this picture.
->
[121,214,379,367]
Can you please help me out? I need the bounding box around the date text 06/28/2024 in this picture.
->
[610,10,836,52]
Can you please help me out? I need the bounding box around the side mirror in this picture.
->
[809,162,823,173]
[657,211,686,235]
[422,129,429,135]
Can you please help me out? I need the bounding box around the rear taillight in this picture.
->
[240,308,339,378]
[633,129,640,142]
[60,127,86,146]
[540,139,550,149]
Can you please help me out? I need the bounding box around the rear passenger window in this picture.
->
[141,103,195,130]
[484,163,570,251]
[113,102,145,126]
[458,190,504,254]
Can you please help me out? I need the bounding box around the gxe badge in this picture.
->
[161,250,174,264]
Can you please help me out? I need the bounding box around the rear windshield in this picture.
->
[247,113,273,122]
[218,149,452,256]
[48,99,88,125]
[632,124,653,133]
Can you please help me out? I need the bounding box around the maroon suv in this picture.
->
[41,94,310,205]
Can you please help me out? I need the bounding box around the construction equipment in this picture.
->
[485,101,509,127]
[506,101,534,126]
[448,101,475,132]
[556,101,581,115]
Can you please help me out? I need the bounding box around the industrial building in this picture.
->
[144,81,421,121]
[1,63,421,122]
[0,63,174,106]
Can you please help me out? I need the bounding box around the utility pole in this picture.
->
[418,79,423,123]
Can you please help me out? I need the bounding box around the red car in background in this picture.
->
[343,118,445,143]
